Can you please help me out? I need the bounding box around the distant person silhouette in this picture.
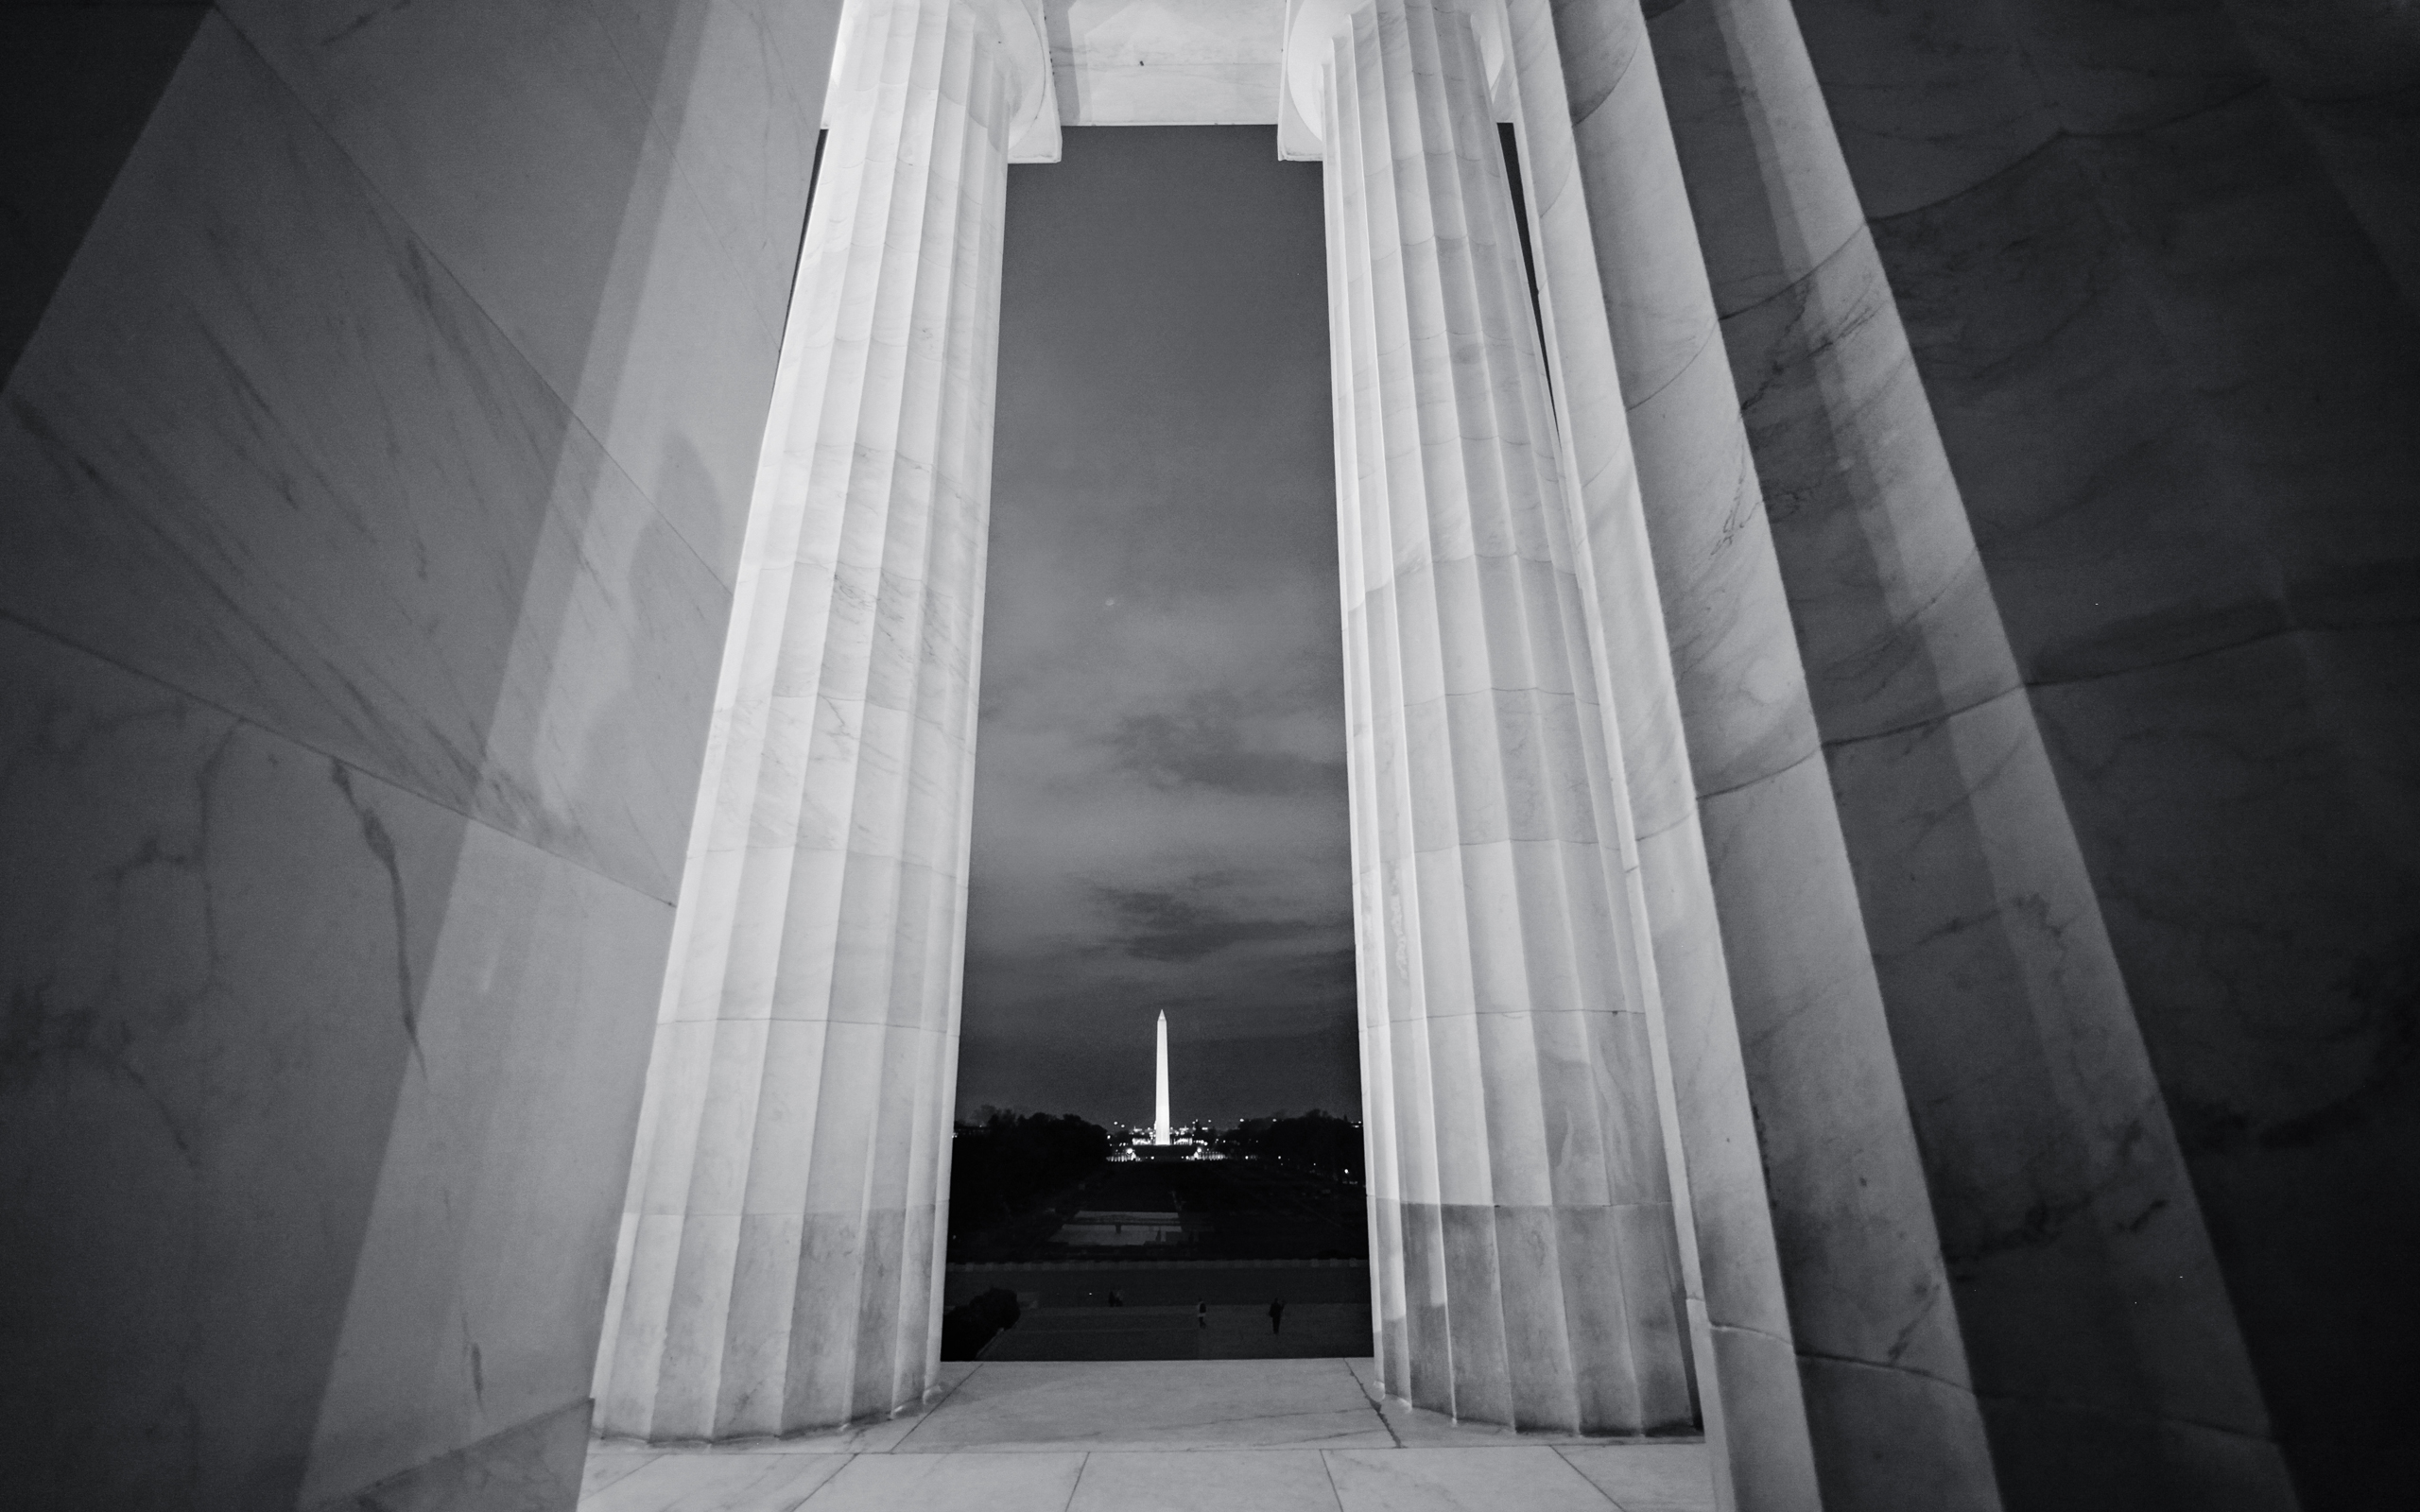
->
[1108,1289,1123,1308]
[1197,1300,1208,1330]
[1270,1297,1286,1334]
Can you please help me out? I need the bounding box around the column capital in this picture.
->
[1278,0,1509,159]
[828,0,1062,162]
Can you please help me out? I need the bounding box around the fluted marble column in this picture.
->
[1644,1,2292,1506]
[1534,0,2002,1503]
[1302,0,1694,1433]
[1482,1,1806,1499]
[592,0,1046,1440]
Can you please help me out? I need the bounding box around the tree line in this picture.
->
[1211,1108,1363,1181]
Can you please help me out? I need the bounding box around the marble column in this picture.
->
[1641,1,2292,1506]
[1790,1,2420,1502]
[593,0,1046,1440]
[1536,0,2001,1503]
[1300,0,1695,1434]
[1478,3,1796,1501]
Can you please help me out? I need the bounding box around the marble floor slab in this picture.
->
[580,1452,848,1512]
[799,1453,1087,1512]
[1325,1447,1618,1512]
[1064,1449,1341,1511]
[1560,1443,1728,1508]
[581,1451,664,1500]
[1339,1359,1607,1449]
[894,1359,1391,1452]
[977,1303,1374,1361]
[576,1359,1714,1510]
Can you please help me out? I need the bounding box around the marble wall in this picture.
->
[2216,0,2420,310]
[0,3,839,1508]
[1786,0,2420,1504]
[1048,0,1284,123]
[0,2,210,384]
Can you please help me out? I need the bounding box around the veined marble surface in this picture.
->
[595,0,1035,1444]
[219,0,836,585]
[1047,0,1285,123]
[1317,0,1691,1435]
[578,1360,1715,1510]
[1646,1,2290,1503]
[12,0,2411,1506]
[1544,0,1999,1503]
[1,2,838,1507]
[1790,0,2420,1500]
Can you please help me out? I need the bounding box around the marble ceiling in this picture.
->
[1046,0,1285,124]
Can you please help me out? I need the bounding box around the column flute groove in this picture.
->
[595,0,1044,1442]
[1305,0,1694,1434]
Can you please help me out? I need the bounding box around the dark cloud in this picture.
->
[1110,696,1346,796]
[1093,883,1344,963]
[958,128,1357,1127]
[1281,945,1361,995]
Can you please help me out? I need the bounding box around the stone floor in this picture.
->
[581,1358,1713,1511]
[977,1302,1374,1360]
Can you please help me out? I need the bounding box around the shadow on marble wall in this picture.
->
[0,3,835,1507]
[1790,0,2420,1503]
[0,2,209,387]
[2215,0,2420,313]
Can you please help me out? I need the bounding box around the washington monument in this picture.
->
[1153,1010,1171,1146]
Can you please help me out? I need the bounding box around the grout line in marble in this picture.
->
[884,1361,984,1452]
[0,610,680,908]
[1860,86,2274,229]
[1708,219,1866,326]
[1547,1445,1624,1509]
[207,9,737,595]
[1690,743,1827,810]
[575,1448,662,1503]
[1790,1345,1974,1396]
[934,1438,1596,1452]
[1317,1446,1351,1510]
[1815,679,2027,755]
[790,1452,855,1508]
[2020,615,2407,691]
[1616,311,1724,415]
[1346,1358,1407,1449]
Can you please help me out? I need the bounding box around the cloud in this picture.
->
[1109,696,1344,797]
[1092,883,1342,963]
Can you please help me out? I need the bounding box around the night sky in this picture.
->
[955,128,1358,1128]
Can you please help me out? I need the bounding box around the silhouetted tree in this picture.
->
[945,1109,1113,1238]
[938,1287,1021,1360]
[1217,1108,1363,1182]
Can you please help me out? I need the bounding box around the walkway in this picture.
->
[580,1359,1713,1511]
[977,1302,1372,1360]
